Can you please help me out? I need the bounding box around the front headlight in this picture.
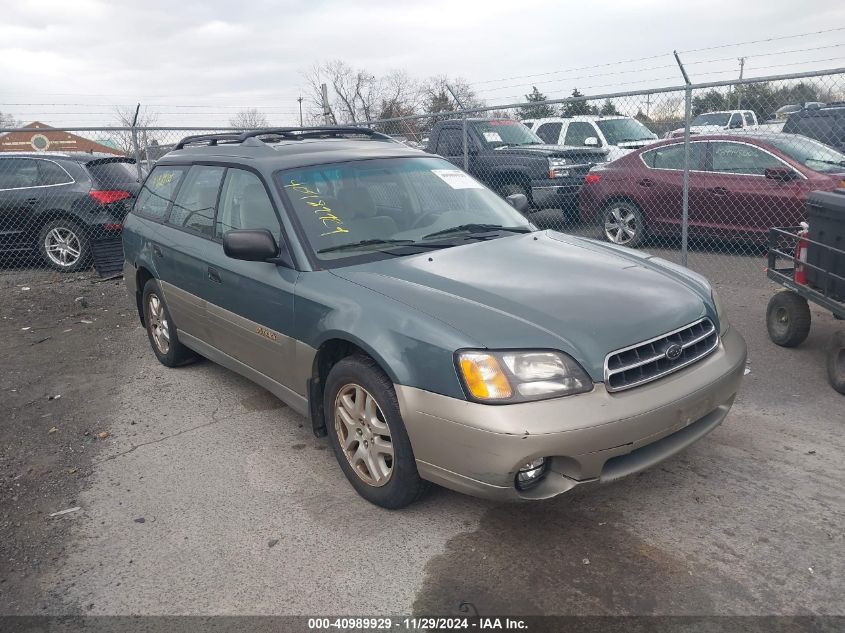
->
[548,157,570,178]
[712,288,729,334]
[456,350,593,403]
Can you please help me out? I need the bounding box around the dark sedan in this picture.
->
[579,133,845,247]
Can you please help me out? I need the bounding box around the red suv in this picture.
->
[579,133,845,247]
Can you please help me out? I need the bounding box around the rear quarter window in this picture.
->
[133,166,186,220]
[87,160,137,188]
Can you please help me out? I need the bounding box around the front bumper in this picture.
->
[396,327,747,501]
[530,180,581,209]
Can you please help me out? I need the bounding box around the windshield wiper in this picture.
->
[317,238,453,255]
[317,239,416,254]
[422,224,532,240]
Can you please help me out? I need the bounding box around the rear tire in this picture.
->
[324,355,428,509]
[826,330,845,395]
[38,219,91,272]
[142,279,198,367]
[601,201,645,248]
[766,291,811,347]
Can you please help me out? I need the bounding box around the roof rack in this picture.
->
[174,126,392,151]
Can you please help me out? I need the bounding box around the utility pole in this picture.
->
[736,57,746,108]
[645,93,652,118]
[297,96,303,127]
[320,83,335,125]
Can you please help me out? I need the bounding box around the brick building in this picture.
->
[0,121,124,155]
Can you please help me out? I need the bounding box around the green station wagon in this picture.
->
[123,128,747,508]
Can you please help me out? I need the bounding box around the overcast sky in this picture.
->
[1,0,844,127]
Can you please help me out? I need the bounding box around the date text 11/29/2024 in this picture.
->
[307,617,529,630]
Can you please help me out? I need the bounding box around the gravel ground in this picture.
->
[0,238,843,616]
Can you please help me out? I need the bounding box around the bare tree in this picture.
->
[229,108,269,130]
[421,76,483,113]
[0,111,20,128]
[112,106,160,155]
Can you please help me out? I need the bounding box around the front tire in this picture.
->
[601,201,645,248]
[826,330,845,395]
[324,355,428,509]
[38,219,91,272]
[766,291,811,348]
[142,279,198,367]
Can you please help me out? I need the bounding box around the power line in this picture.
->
[468,28,845,93]
[678,26,845,54]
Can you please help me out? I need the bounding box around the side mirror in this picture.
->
[764,167,797,182]
[506,193,529,213]
[223,229,280,262]
[584,137,599,147]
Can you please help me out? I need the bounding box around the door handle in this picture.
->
[207,267,222,284]
[152,244,164,258]
[638,178,654,187]
[708,187,729,196]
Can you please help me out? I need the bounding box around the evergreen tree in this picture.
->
[517,86,556,120]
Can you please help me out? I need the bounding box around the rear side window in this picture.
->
[743,112,754,126]
[37,160,73,186]
[87,160,137,188]
[134,166,186,220]
[564,122,598,146]
[536,122,562,144]
[168,165,225,237]
[641,143,705,169]
[0,158,38,189]
[215,169,279,240]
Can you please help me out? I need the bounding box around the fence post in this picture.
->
[674,52,692,268]
[462,114,468,172]
[130,103,143,182]
[680,85,692,268]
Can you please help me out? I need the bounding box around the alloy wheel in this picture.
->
[604,206,638,245]
[334,383,394,487]
[43,226,82,268]
[147,293,171,355]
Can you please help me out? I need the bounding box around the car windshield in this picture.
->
[691,113,731,126]
[766,136,845,174]
[595,118,656,144]
[276,156,532,264]
[472,120,544,148]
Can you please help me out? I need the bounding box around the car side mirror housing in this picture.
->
[764,167,797,182]
[224,229,283,263]
[584,137,599,147]
[506,193,529,213]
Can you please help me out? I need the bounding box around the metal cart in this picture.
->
[766,226,845,394]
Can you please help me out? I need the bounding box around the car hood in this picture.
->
[331,232,711,381]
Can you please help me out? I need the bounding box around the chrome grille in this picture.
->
[604,318,719,392]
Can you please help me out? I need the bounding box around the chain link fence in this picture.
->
[0,68,843,283]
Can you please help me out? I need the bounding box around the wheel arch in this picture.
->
[134,266,155,326]
[308,335,397,438]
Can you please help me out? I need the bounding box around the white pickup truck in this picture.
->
[668,110,759,137]
[522,115,658,162]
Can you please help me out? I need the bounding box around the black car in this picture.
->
[0,152,140,271]
[783,104,845,152]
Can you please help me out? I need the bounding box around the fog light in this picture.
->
[515,457,548,490]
